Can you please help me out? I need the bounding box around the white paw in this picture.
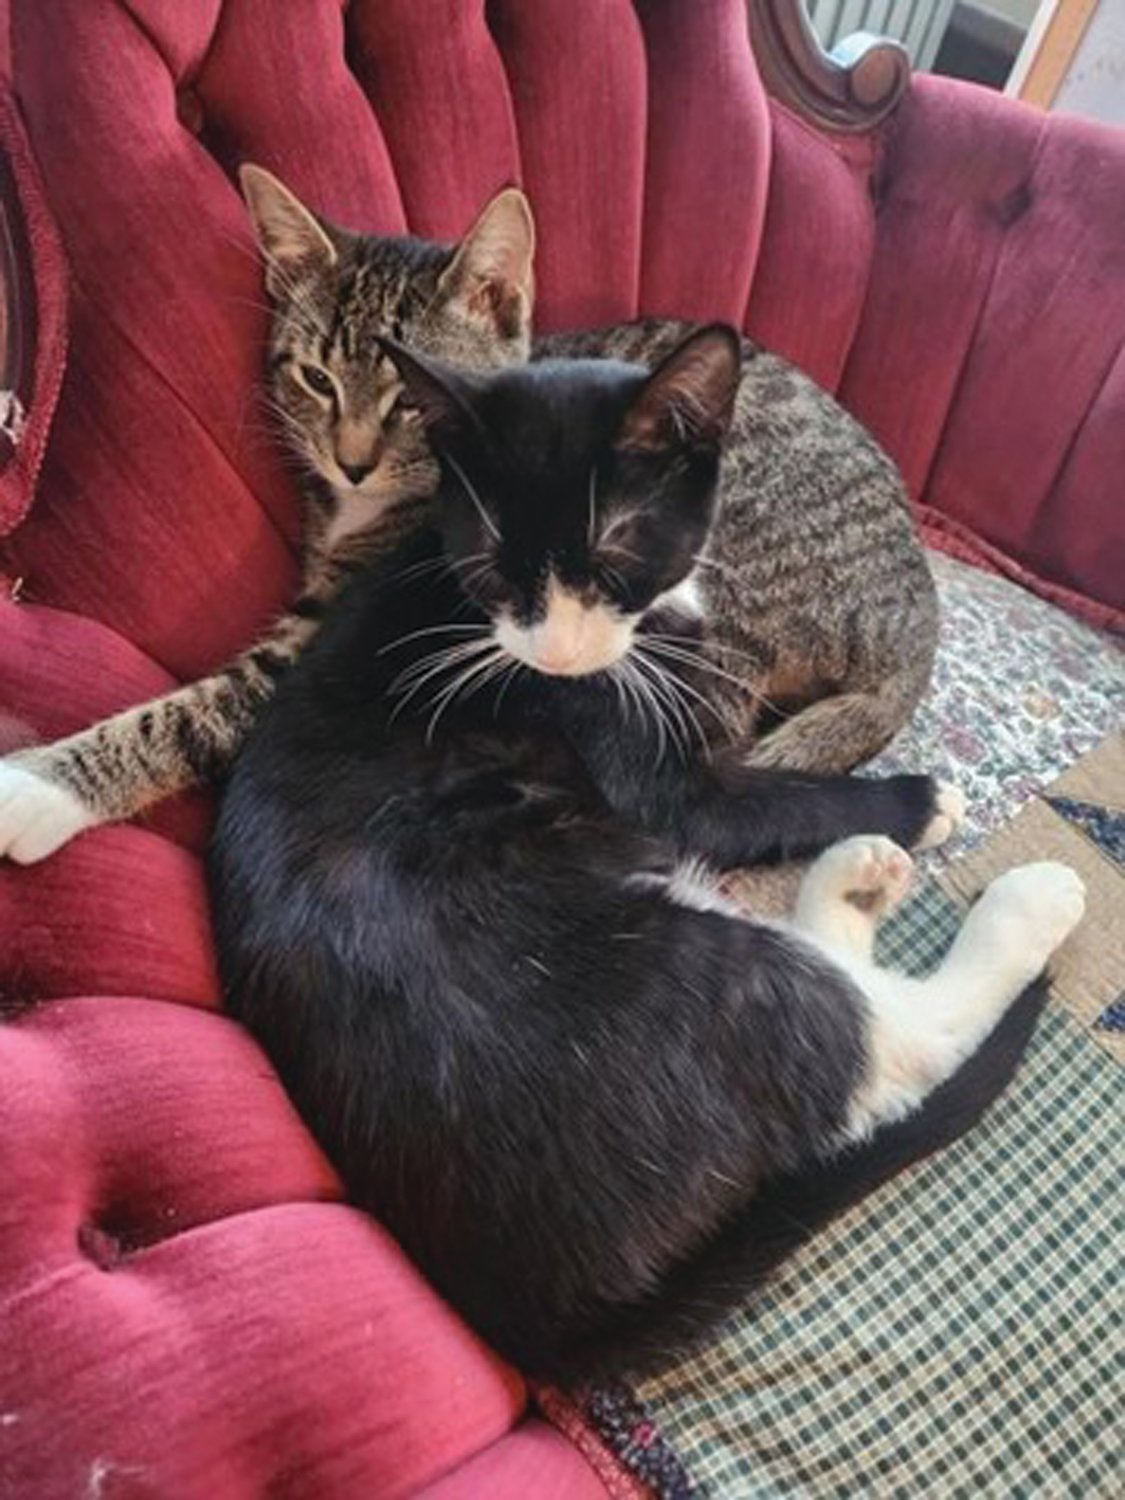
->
[915,782,966,851]
[813,835,914,913]
[977,862,1086,964]
[0,762,96,864]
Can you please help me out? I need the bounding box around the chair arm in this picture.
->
[0,77,66,544]
[748,0,910,134]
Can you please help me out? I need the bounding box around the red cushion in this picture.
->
[2,2,1123,1494]
[746,105,876,393]
[0,1000,533,1498]
[841,77,1125,616]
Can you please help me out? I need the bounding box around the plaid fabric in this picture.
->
[581,883,1123,1497]
[873,882,964,974]
[629,1003,1122,1497]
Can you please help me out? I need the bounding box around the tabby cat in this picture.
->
[0,168,936,863]
[211,328,1083,1384]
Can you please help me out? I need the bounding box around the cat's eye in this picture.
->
[593,556,644,610]
[299,364,336,401]
[389,390,421,423]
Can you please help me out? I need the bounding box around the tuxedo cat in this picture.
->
[210,326,1082,1384]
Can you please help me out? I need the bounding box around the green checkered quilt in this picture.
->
[569,561,1124,1498]
[633,895,1121,1497]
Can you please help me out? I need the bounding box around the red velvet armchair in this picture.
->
[1,3,1122,1496]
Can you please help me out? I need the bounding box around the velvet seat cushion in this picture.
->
[1,1,1123,1495]
[0,612,612,1500]
[3,4,1122,644]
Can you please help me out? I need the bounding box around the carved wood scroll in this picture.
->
[748,0,912,134]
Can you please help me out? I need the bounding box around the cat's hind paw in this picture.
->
[0,762,97,864]
[975,862,1086,965]
[915,782,966,851]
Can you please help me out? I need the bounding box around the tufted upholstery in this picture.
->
[0,2,1123,1495]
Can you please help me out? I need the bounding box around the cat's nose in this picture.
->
[533,642,583,674]
[339,460,375,486]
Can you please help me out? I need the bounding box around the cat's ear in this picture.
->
[618,324,742,453]
[376,337,476,436]
[437,187,536,341]
[239,164,338,296]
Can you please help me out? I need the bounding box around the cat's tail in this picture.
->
[553,970,1049,1388]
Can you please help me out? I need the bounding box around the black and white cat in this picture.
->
[210,327,1084,1384]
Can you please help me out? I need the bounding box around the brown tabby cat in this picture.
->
[0,169,943,864]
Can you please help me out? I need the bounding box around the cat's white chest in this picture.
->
[323,488,387,552]
[656,571,707,620]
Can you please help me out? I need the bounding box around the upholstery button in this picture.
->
[176,88,205,136]
[77,1223,124,1271]
[994,182,1032,227]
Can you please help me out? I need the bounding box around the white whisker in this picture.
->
[607,661,636,732]
[630,651,694,761]
[450,551,495,574]
[473,652,517,700]
[600,509,643,548]
[492,659,522,716]
[424,647,508,743]
[610,661,633,724]
[634,645,726,741]
[642,637,782,713]
[601,542,647,569]
[599,557,630,595]
[389,638,492,695]
[377,622,487,657]
[388,640,497,724]
[387,555,454,587]
[644,631,770,672]
[636,651,696,762]
[632,647,713,756]
[619,656,669,764]
[451,560,496,594]
[443,452,500,541]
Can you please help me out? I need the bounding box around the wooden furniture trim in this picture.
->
[0,121,35,468]
[1006,0,1099,109]
[748,0,912,134]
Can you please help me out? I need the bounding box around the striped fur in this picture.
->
[540,320,938,771]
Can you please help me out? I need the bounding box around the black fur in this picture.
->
[211,332,1034,1383]
[553,972,1050,1381]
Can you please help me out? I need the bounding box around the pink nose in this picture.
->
[533,641,583,674]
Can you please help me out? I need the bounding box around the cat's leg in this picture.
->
[0,608,318,863]
[743,680,920,775]
[561,684,964,869]
[738,543,937,775]
[555,636,966,870]
[618,743,960,866]
[793,834,913,957]
[841,862,1085,1139]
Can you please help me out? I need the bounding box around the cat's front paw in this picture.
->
[914,782,966,851]
[0,762,96,864]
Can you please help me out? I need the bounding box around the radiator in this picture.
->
[804,0,959,71]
